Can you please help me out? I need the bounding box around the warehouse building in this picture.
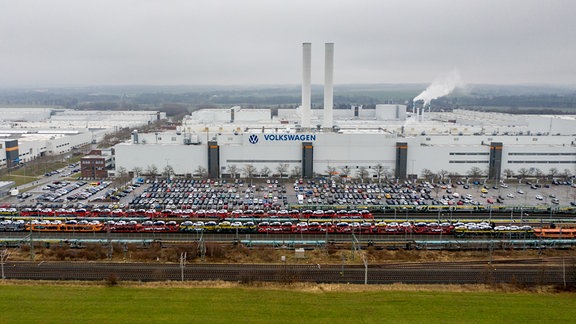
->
[0,108,164,169]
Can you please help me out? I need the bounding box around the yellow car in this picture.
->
[480,188,488,193]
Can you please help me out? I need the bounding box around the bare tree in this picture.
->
[260,166,271,178]
[115,166,129,187]
[534,168,544,180]
[117,166,127,179]
[436,169,450,180]
[163,165,175,178]
[194,166,208,178]
[503,168,515,179]
[467,167,484,181]
[448,171,460,183]
[145,164,158,178]
[325,166,337,181]
[133,166,143,178]
[339,166,351,181]
[356,166,369,183]
[373,163,386,184]
[421,168,434,183]
[436,169,449,181]
[517,168,530,181]
[561,168,572,181]
[385,168,394,181]
[276,163,289,178]
[228,164,238,179]
[290,166,302,178]
[548,167,559,180]
[243,164,257,185]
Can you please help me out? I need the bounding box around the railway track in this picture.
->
[2,232,576,251]
[0,231,546,241]
[2,258,574,285]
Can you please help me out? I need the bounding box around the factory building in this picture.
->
[114,43,576,181]
[115,123,576,181]
[0,108,164,168]
[80,149,115,179]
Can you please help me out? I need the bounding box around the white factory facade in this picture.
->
[114,43,576,181]
[115,107,576,181]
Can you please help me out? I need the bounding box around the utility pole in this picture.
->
[352,232,368,284]
[180,252,187,282]
[199,230,206,261]
[107,226,112,260]
[363,254,368,285]
[1,249,11,280]
[29,222,34,261]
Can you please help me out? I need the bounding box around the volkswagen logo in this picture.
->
[248,134,259,144]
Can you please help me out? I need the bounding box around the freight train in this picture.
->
[2,218,574,239]
[2,205,576,238]
[6,207,375,219]
[6,205,576,219]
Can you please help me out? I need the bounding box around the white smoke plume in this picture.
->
[413,70,462,107]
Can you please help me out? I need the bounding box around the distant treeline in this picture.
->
[1,85,575,116]
[429,94,576,114]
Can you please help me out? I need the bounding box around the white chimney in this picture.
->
[301,42,312,129]
[323,42,334,130]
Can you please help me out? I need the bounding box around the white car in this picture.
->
[506,193,515,198]
[551,198,560,204]
[535,195,544,200]
[517,189,524,194]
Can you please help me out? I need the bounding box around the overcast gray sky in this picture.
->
[0,0,574,87]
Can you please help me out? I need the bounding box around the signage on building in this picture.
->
[248,134,316,144]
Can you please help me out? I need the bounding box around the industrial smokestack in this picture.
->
[301,42,312,129]
[323,43,334,130]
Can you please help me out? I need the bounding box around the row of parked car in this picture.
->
[127,178,290,210]
[34,180,116,204]
[293,179,488,207]
[37,181,88,202]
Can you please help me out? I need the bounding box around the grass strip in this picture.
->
[0,284,574,323]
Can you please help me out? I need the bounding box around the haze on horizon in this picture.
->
[0,0,574,88]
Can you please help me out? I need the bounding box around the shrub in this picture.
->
[106,274,119,287]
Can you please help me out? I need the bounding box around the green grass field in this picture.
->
[0,285,574,323]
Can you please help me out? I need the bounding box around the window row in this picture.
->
[449,152,489,156]
[448,161,489,164]
[509,152,576,156]
[507,160,576,164]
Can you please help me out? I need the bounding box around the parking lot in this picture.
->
[126,178,290,211]
[289,178,575,209]
[2,175,574,212]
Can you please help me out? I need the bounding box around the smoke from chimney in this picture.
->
[413,70,462,108]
